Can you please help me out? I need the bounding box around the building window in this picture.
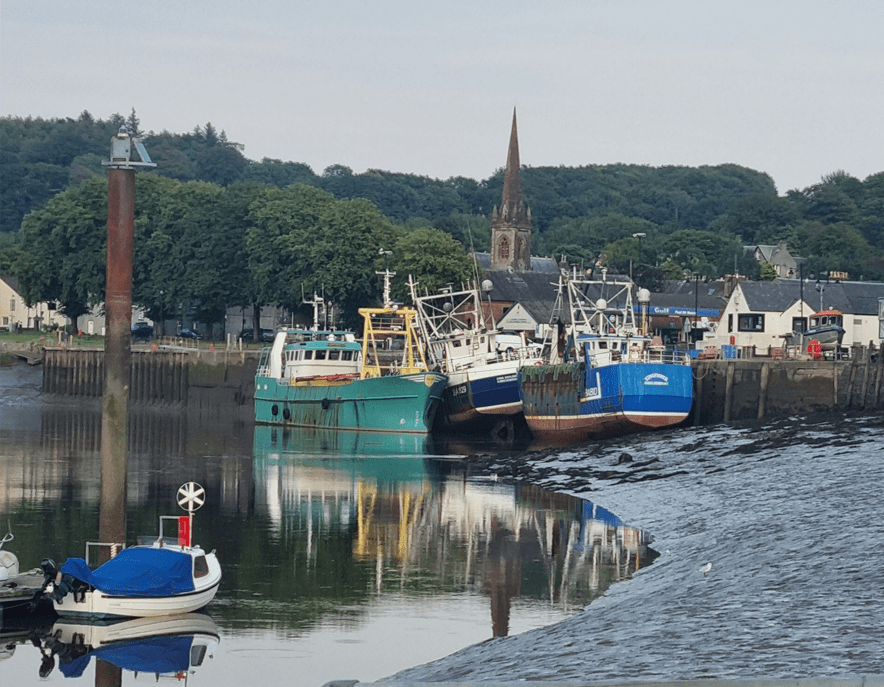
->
[792,317,807,333]
[738,314,765,332]
[498,236,509,261]
[9,298,14,312]
[728,314,733,333]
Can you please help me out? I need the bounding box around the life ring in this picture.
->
[534,361,543,366]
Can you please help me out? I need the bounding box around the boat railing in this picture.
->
[587,347,690,367]
[84,540,127,565]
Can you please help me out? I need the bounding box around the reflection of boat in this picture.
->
[520,270,693,444]
[37,612,219,679]
[408,278,543,434]
[254,277,447,434]
[782,309,846,351]
[41,491,221,618]
[253,423,432,459]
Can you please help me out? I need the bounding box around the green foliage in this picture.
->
[759,261,778,281]
[3,113,883,309]
[390,227,475,300]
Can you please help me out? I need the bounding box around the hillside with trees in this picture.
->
[2,111,883,324]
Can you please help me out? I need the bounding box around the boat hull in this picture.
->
[520,361,693,444]
[440,363,523,428]
[255,372,447,434]
[53,579,221,619]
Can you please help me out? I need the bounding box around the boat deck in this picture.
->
[0,569,45,613]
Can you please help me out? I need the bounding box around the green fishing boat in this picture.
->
[254,272,447,434]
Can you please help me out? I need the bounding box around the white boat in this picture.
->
[41,484,221,618]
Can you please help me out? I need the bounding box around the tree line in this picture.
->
[1,110,883,321]
[6,175,474,337]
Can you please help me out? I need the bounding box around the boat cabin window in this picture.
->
[328,350,340,361]
[453,340,461,348]
[315,350,327,360]
[304,350,313,360]
[194,554,209,579]
[598,341,608,349]
[738,314,765,332]
[342,351,354,361]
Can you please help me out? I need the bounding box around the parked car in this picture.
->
[238,328,275,343]
[179,328,202,340]
[131,321,153,340]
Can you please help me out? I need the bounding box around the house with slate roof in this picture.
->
[744,242,799,278]
[703,278,884,353]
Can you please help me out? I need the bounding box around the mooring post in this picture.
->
[758,361,770,419]
[723,361,735,423]
[99,127,155,557]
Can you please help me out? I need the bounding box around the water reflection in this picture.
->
[0,395,657,684]
[30,613,219,680]
[252,425,658,637]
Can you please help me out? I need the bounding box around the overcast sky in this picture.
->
[2,1,881,194]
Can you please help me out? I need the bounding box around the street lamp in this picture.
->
[632,233,646,283]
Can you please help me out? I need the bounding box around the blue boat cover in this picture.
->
[59,636,195,678]
[60,547,196,597]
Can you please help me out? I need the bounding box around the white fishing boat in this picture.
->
[40,483,221,619]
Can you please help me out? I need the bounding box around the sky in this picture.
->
[2,1,882,194]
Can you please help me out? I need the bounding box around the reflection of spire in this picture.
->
[483,521,522,638]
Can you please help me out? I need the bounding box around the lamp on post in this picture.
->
[631,233,646,283]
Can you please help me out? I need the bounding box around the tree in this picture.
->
[759,261,778,281]
[15,178,108,321]
[390,227,474,301]
[126,108,142,138]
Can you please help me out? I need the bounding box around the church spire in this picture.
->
[501,108,523,215]
[490,108,531,272]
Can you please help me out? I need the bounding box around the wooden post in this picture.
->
[875,343,884,409]
[758,362,770,419]
[860,342,872,410]
[846,346,860,408]
[723,362,735,423]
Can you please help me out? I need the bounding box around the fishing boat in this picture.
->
[39,483,221,618]
[408,277,543,436]
[519,269,694,445]
[254,272,448,434]
[35,613,219,679]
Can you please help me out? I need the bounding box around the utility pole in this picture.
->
[99,126,155,557]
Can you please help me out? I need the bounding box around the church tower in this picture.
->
[490,109,532,272]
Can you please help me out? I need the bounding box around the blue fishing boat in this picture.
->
[520,269,693,444]
[254,273,448,434]
[408,277,543,436]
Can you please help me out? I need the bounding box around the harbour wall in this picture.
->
[691,343,883,424]
[27,343,884,426]
[38,347,260,419]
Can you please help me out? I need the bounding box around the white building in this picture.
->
[0,275,68,331]
[704,279,884,353]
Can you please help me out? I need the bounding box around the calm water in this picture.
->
[0,363,655,686]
